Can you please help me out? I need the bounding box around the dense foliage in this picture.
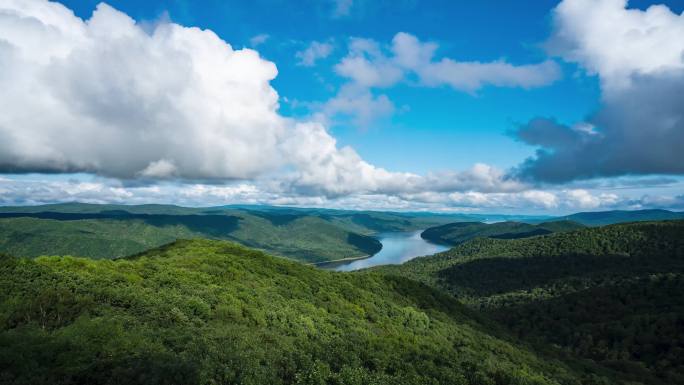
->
[0,239,596,385]
[0,214,381,263]
[421,220,584,246]
[377,221,684,384]
[557,209,684,226]
[0,203,474,263]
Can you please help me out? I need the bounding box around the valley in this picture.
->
[1,204,683,384]
[2,0,682,383]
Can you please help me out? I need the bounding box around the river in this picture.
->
[322,230,449,271]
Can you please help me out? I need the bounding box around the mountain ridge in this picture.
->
[0,238,593,385]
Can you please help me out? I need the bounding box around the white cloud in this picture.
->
[0,1,284,180]
[514,0,684,182]
[1,0,680,213]
[334,32,561,92]
[334,37,404,87]
[0,0,406,197]
[0,0,537,201]
[249,33,269,47]
[319,32,560,125]
[296,40,334,66]
[443,190,560,210]
[393,32,561,92]
[321,85,395,127]
[424,164,526,194]
[1,175,668,213]
[280,121,419,197]
[138,159,178,179]
[549,0,684,89]
[563,189,619,209]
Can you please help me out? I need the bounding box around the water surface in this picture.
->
[326,230,449,271]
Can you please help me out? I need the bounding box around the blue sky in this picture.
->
[0,0,683,213]
[59,0,604,172]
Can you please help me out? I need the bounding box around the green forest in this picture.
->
[1,204,683,384]
[0,203,472,263]
[1,239,595,385]
[377,220,684,384]
[420,220,584,245]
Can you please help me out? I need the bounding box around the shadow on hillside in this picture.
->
[488,275,684,384]
[437,253,684,296]
[0,212,241,237]
[489,228,552,239]
[249,212,304,226]
[349,214,411,232]
[346,233,382,255]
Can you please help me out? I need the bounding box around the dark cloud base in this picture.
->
[513,70,684,183]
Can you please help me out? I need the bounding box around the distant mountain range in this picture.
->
[554,208,684,226]
[421,220,585,245]
[0,203,681,262]
[0,203,466,262]
[1,202,683,383]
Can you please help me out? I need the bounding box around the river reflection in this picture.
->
[324,230,449,271]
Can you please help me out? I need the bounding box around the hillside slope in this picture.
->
[556,209,684,226]
[0,239,592,385]
[0,203,475,262]
[0,208,386,263]
[376,221,684,384]
[0,214,382,263]
[421,220,584,245]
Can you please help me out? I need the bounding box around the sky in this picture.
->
[0,0,683,213]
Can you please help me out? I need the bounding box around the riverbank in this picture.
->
[309,253,373,268]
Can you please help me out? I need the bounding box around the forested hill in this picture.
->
[0,203,472,263]
[421,220,584,245]
[555,209,684,226]
[376,220,684,384]
[2,203,678,262]
[0,239,594,385]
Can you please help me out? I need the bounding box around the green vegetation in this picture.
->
[0,239,596,385]
[3,203,683,384]
[421,220,584,245]
[0,203,474,262]
[0,213,380,263]
[376,221,684,384]
[556,209,684,226]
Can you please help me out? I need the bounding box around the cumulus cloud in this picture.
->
[296,40,334,66]
[2,0,679,213]
[423,164,525,194]
[3,175,670,213]
[320,85,395,127]
[0,0,285,180]
[321,32,559,126]
[514,0,684,183]
[334,37,405,87]
[547,0,684,89]
[334,32,561,92]
[394,32,561,92]
[0,0,536,201]
[0,0,406,197]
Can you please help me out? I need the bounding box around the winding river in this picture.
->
[323,230,449,271]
